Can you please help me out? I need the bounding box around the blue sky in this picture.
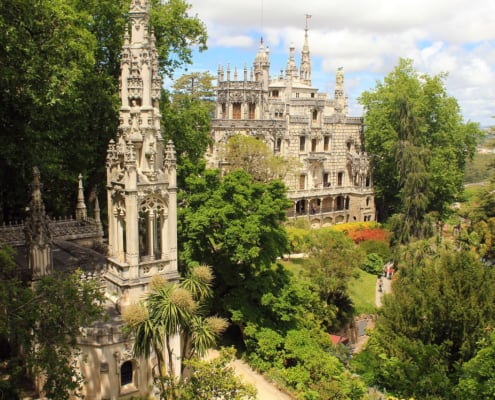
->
[172,0,495,127]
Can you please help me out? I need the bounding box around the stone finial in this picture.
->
[76,173,88,221]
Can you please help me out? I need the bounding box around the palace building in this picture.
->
[207,23,375,226]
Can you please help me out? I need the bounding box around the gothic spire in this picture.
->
[300,14,312,85]
[76,173,87,221]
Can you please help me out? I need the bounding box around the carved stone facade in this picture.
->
[208,26,375,226]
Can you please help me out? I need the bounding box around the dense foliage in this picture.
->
[0,246,104,399]
[360,58,481,242]
[352,241,495,399]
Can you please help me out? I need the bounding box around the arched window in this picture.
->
[121,361,133,386]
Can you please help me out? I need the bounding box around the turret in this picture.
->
[253,38,270,89]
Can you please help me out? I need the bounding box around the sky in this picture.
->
[172,0,495,127]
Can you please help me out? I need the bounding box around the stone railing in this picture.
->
[0,217,102,247]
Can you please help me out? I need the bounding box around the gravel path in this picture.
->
[207,350,292,399]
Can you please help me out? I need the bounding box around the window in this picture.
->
[337,172,344,186]
[365,176,371,187]
[311,92,315,98]
[323,173,329,187]
[232,103,241,120]
[295,92,300,98]
[323,136,330,151]
[121,361,133,386]
[272,90,279,98]
[366,197,370,207]
[221,104,226,119]
[248,103,255,119]
[311,138,317,152]
[312,110,318,121]
[299,136,306,152]
[299,175,306,190]
[275,138,282,153]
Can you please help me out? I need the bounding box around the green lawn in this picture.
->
[348,269,378,315]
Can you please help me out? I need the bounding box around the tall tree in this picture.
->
[360,58,481,240]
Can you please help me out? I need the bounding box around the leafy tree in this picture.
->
[360,253,384,275]
[304,229,364,328]
[123,265,228,400]
[221,134,298,183]
[360,58,481,240]
[353,242,495,399]
[179,169,291,308]
[0,246,104,400]
[455,330,495,400]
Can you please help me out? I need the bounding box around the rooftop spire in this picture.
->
[300,14,312,85]
[76,173,87,221]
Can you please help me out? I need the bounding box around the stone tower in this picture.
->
[105,0,179,311]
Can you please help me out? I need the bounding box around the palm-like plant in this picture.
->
[122,266,228,400]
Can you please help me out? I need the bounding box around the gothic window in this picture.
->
[139,196,166,260]
[324,136,330,151]
[299,136,306,152]
[337,172,344,186]
[311,138,317,152]
[366,197,370,207]
[221,104,226,119]
[323,173,329,187]
[365,176,371,187]
[345,196,350,210]
[299,175,306,190]
[121,361,133,386]
[232,103,241,120]
[312,110,318,121]
[275,138,282,153]
[248,103,255,119]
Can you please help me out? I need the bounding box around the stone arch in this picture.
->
[138,195,168,260]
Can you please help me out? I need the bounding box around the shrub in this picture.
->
[360,253,384,275]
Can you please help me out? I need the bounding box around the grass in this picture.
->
[348,269,378,315]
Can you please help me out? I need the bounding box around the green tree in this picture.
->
[353,242,495,399]
[360,58,481,241]
[222,134,298,183]
[0,246,104,400]
[304,229,364,328]
[455,330,495,400]
[179,169,291,325]
[123,265,228,400]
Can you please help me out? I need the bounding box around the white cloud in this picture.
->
[185,0,495,126]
